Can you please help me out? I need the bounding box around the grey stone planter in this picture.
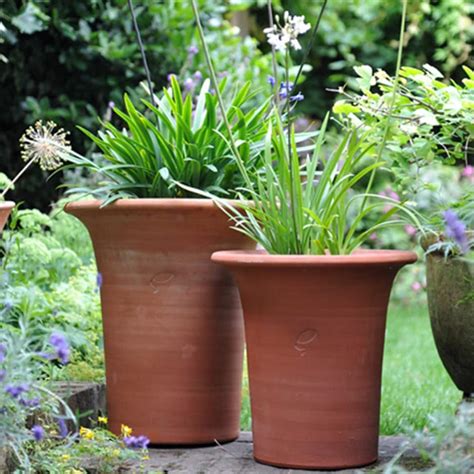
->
[426,254,474,396]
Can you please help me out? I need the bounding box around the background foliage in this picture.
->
[1,0,472,208]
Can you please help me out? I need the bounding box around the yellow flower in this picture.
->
[98,416,108,425]
[112,449,121,458]
[79,427,95,440]
[61,454,71,461]
[142,455,150,461]
[121,424,132,437]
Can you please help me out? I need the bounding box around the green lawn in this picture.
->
[240,302,461,434]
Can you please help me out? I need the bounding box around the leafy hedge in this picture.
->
[0,0,270,209]
[1,0,472,208]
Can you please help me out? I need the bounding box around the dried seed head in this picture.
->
[20,120,70,170]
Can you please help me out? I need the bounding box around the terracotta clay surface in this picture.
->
[0,201,14,232]
[426,254,474,394]
[212,249,417,469]
[66,199,255,444]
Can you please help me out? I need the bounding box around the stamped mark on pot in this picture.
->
[150,273,175,293]
[294,329,318,356]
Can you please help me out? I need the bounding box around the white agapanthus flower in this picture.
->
[264,11,311,52]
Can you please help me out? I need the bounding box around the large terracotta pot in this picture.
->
[212,249,416,469]
[0,201,14,232]
[65,199,255,444]
[425,254,474,396]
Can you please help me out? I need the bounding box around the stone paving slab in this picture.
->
[139,432,427,473]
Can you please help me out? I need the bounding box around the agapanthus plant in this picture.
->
[190,0,418,255]
[26,76,274,206]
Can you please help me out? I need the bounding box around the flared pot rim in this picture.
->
[212,249,417,267]
[65,197,247,213]
[0,201,15,210]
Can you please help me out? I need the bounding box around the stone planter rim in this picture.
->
[212,248,417,268]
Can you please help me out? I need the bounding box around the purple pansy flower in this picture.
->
[444,209,469,254]
[123,435,150,449]
[31,425,45,441]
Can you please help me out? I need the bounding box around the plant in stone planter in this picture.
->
[191,0,419,469]
[421,195,474,401]
[333,55,474,403]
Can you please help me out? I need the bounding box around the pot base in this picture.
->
[254,455,378,470]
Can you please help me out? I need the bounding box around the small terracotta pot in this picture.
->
[65,199,255,444]
[425,254,474,395]
[212,249,416,469]
[0,201,14,232]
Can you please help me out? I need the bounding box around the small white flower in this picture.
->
[20,121,70,170]
[290,38,302,50]
[400,122,418,135]
[414,109,439,126]
[265,11,311,52]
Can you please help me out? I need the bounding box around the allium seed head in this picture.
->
[20,120,70,171]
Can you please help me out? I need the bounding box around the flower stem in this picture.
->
[0,157,36,199]
[285,49,300,254]
[190,0,252,189]
[293,0,328,91]
[267,0,279,106]
[127,0,157,109]
[361,0,408,211]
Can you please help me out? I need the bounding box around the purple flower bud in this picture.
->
[267,76,276,87]
[443,210,469,254]
[187,45,199,56]
[290,92,304,102]
[123,435,150,449]
[108,101,115,109]
[193,70,203,81]
[31,425,45,441]
[57,418,68,438]
[167,73,176,83]
[184,78,194,92]
[5,383,29,399]
[279,82,294,99]
[49,332,70,365]
[19,397,40,408]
